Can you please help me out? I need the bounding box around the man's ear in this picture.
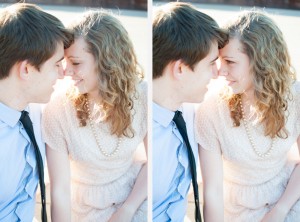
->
[19,60,30,80]
[172,59,185,80]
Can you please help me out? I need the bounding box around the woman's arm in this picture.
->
[262,135,300,222]
[199,144,224,222]
[46,145,71,222]
[109,134,148,222]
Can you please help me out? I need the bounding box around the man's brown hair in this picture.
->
[0,3,73,79]
[153,2,227,79]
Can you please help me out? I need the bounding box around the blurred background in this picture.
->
[156,0,300,9]
[0,0,147,10]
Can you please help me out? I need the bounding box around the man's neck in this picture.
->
[0,79,27,111]
[153,77,182,111]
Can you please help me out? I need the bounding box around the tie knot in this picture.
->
[173,110,182,120]
[175,110,182,116]
[20,110,28,117]
[172,110,187,134]
[20,110,32,127]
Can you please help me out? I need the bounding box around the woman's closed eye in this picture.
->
[226,60,235,64]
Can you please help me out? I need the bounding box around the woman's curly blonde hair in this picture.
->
[67,10,143,138]
[223,10,296,139]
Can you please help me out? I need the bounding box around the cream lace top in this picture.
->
[42,81,147,185]
[195,82,300,185]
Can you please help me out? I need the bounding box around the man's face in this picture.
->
[27,42,64,103]
[180,42,219,103]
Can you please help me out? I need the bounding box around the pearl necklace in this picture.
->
[239,99,275,158]
[86,96,122,157]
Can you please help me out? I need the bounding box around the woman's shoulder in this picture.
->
[137,80,147,95]
[293,81,300,94]
[290,81,300,102]
[135,80,148,104]
[291,81,300,106]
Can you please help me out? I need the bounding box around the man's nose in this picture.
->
[212,64,218,79]
[218,65,228,76]
[57,67,64,79]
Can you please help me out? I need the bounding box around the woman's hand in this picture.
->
[108,204,135,222]
[261,204,288,222]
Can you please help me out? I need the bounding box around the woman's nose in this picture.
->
[63,60,74,76]
[64,67,74,76]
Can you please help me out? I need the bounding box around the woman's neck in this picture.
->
[241,90,258,121]
[241,88,256,106]
[87,90,102,105]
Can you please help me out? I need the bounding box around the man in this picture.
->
[0,3,72,221]
[152,2,227,221]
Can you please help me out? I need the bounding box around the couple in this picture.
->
[152,2,300,222]
[0,3,147,222]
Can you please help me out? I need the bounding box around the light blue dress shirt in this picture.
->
[0,102,45,222]
[152,102,198,222]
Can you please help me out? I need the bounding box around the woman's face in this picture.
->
[218,37,254,95]
[64,37,99,95]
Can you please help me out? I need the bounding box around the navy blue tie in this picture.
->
[173,110,201,222]
[20,111,47,222]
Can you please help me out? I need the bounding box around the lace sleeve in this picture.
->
[294,81,300,135]
[194,98,221,153]
[41,94,69,154]
[136,81,148,138]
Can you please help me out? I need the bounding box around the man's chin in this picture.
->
[35,95,52,104]
[186,96,204,104]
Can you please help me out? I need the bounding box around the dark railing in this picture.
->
[155,0,300,10]
[1,0,147,10]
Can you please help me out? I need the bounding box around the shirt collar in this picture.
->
[0,102,22,127]
[153,102,180,128]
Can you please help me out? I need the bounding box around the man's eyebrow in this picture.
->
[56,56,64,63]
[210,56,219,64]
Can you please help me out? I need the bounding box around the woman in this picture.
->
[42,11,147,222]
[195,11,300,221]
